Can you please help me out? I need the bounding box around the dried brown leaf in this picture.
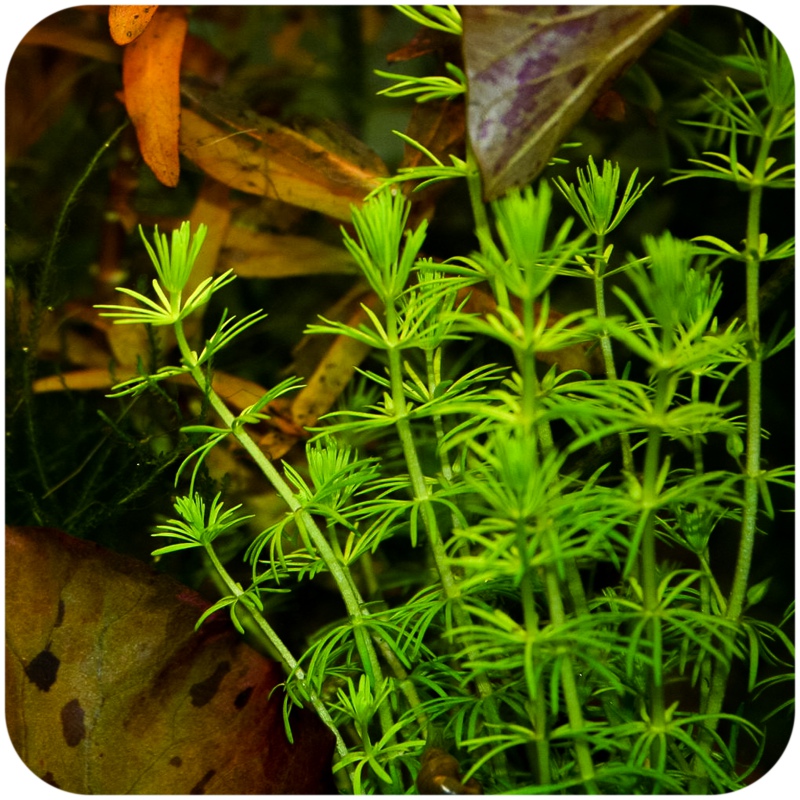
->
[179,84,386,221]
[220,225,357,279]
[6,525,334,794]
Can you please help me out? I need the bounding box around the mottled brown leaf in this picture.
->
[463,5,679,199]
[6,525,334,794]
[109,5,158,45]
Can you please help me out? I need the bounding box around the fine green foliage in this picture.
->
[95,13,793,795]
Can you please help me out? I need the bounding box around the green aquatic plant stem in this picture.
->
[202,541,350,767]
[591,236,616,377]
[637,369,675,769]
[170,320,390,732]
[640,431,667,733]
[727,163,766,626]
[591,235,634,474]
[465,145,493,252]
[517,288,596,789]
[382,283,506,765]
[692,133,770,792]
[385,335,482,658]
[543,563,599,793]
[380,285,463,606]
[520,294,544,444]
[40,120,129,320]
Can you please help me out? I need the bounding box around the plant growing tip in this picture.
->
[554,156,653,237]
[95,221,234,327]
[139,221,208,294]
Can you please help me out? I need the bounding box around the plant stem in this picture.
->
[515,287,597,790]
[21,120,130,497]
[592,235,634,474]
[691,132,769,791]
[543,564,598,793]
[171,320,391,739]
[465,145,491,246]
[635,369,674,785]
[382,303,507,775]
[202,541,352,773]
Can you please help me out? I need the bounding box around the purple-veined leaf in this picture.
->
[462,5,679,199]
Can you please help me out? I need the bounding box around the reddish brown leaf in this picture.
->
[180,33,229,86]
[462,5,679,199]
[179,83,386,221]
[109,5,158,45]
[104,125,142,237]
[386,26,460,63]
[122,5,187,187]
[592,88,627,122]
[402,101,466,173]
[6,525,334,794]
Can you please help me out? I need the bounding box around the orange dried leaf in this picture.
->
[220,225,357,278]
[105,294,167,367]
[32,368,132,394]
[207,371,270,414]
[179,86,386,220]
[180,179,232,340]
[122,5,187,187]
[6,525,334,793]
[109,5,158,45]
[289,332,372,431]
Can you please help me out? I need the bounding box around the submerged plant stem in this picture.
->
[203,541,351,772]
[591,236,634,474]
[171,320,391,748]
[692,136,769,791]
